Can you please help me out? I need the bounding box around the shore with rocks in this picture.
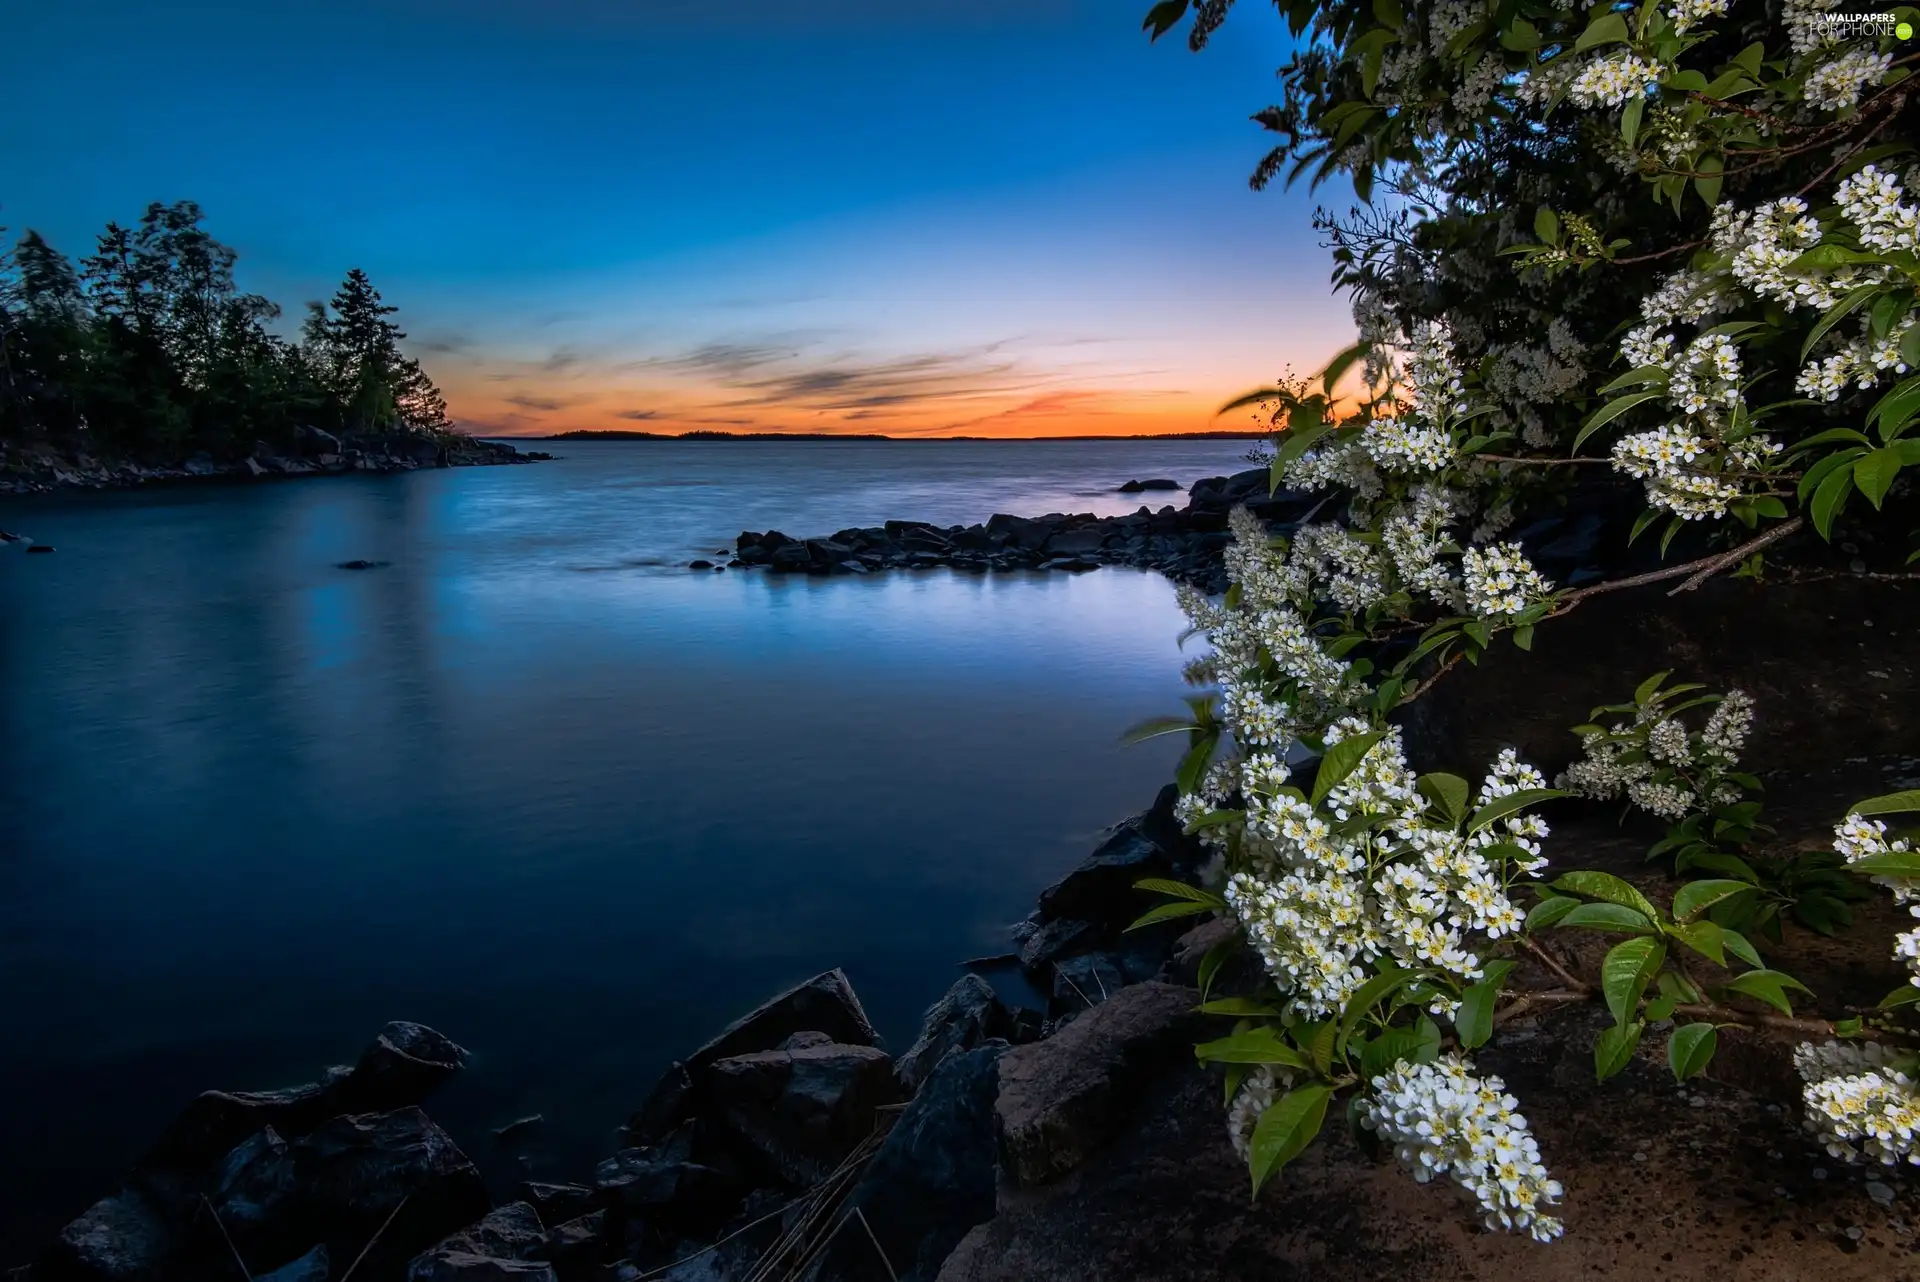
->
[0,428,551,496]
[23,743,1920,1282]
[716,467,1618,597]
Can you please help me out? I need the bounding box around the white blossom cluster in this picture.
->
[1798,814,1920,1168]
[1568,53,1662,109]
[1227,1065,1287,1159]
[1796,1040,1920,1167]
[1803,48,1891,112]
[1837,165,1920,256]
[1283,437,1385,503]
[1360,1054,1565,1240]
[1461,542,1553,618]
[1665,0,1728,32]
[1381,485,1468,607]
[1784,0,1843,52]
[1362,417,1459,472]
[1713,196,1892,314]
[1608,425,1767,520]
[1556,688,1752,815]
[1222,724,1543,1019]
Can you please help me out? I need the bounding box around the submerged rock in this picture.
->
[1117,478,1181,492]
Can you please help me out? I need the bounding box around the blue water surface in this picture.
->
[0,439,1251,1258]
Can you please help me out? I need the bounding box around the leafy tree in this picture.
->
[1,204,458,462]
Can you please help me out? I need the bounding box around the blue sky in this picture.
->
[1,0,1357,435]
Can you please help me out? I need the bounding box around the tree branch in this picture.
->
[1549,517,1803,612]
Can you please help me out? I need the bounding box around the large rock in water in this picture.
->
[140,1021,466,1175]
[801,1042,1010,1282]
[39,1190,177,1282]
[994,982,1201,1188]
[625,969,879,1144]
[894,975,1017,1096]
[707,1041,902,1185]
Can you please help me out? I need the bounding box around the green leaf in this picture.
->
[1336,966,1414,1054]
[1133,878,1226,905]
[1721,928,1764,969]
[1319,341,1370,398]
[1854,447,1905,510]
[1598,365,1672,395]
[1851,790,1920,817]
[1120,715,1201,745]
[1849,851,1920,878]
[1533,206,1560,244]
[1554,870,1662,922]
[1575,9,1630,49]
[1668,1023,1717,1081]
[1127,899,1215,930]
[1693,153,1723,207]
[1672,878,1756,922]
[1360,1022,1440,1081]
[1633,671,1671,704]
[1468,787,1569,832]
[1722,968,1812,1016]
[1417,773,1471,826]
[1200,997,1283,1017]
[1197,933,1236,1001]
[1880,984,1920,1010]
[1174,731,1220,795]
[1141,0,1190,40]
[1311,729,1387,806]
[1801,284,1882,363]
[1526,895,1581,931]
[1621,95,1645,148]
[1869,376,1920,442]
[1249,1085,1332,1196]
[1595,1019,1645,1082]
[1574,390,1666,453]
[1274,418,1337,470]
[1512,623,1535,651]
[1196,1027,1309,1067]
[1559,902,1656,934]
[1455,975,1503,1049]
[1809,462,1854,539]
[1798,447,1864,505]
[1602,936,1666,1024]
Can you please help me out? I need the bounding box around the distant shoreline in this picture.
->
[528,429,1269,442]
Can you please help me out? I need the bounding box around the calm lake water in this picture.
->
[0,438,1254,1259]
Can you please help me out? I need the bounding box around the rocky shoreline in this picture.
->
[718,467,1619,596]
[0,428,551,496]
[17,788,1213,1282]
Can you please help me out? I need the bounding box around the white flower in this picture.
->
[1804,49,1891,112]
[1462,543,1552,618]
[1568,53,1662,109]
[1836,165,1920,256]
[1797,1041,1920,1167]
[1361,1054,1565,1240]
[1665,0,1727,32]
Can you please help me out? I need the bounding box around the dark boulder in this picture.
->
[334,1022,468,1113]
[292,1108,491,1271]
[688,560,714,570]
[139,1069,352,1175]
[707,1042,902,1186]
[625,970,879,1145]
[40,1189,177,1282]
[985,514,1055,550]
[894,975,1016,1096]
[336,559,390,571]
[592,1150,741,1236]
[804,538,853,564]
[407,1202,554,1281]
[1049,954,1129,1015]
[1034,822,1174,928]
[518,1182,597,1225]
[1035,557,1098,572]
[768,543,811,572]
[994,982,1203,1187]
[27,544,56,553]
[1117,478,1181,493]
[1016,918,1098,974]
[799,1042,1009,1282]
[543,1211,609,1277]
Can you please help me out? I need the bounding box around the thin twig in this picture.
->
[1054,961,1096,1010]
[1667,517,1804,594]
[198,1196,253,1282]
[853,1208,900,1282]
[1396,649,1465,706]
[1551,518,1803,610]
[338,1195,410,1282]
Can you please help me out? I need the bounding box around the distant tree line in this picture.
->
[0,200,454,462]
